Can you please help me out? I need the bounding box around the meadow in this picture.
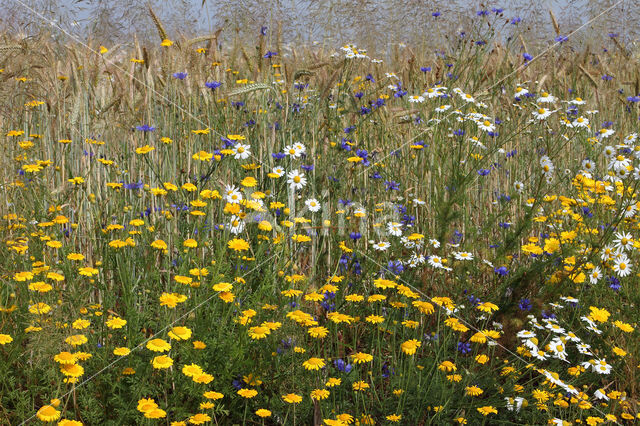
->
[1,7,640,425]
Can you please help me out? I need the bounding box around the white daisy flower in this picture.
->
[532,107,554,120]
[387,221,402,237]
[305,198,321,212]
[536,91,557,103]
[372,241,391,251]
[233,143,251,160]
[287,169,307,190]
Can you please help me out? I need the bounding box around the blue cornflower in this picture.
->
[453,129,464,136]
[354,91,364,99]
[476,40,486,46]
[511,17,522,24]
[478,169,490,176]
[136,124,155,132]
[271,152,286,160]
[344,125,356,134]
[301,164,314,171]
[263,50,277,58]
[370,172,382,179]
[477,10,489,16]
[541,310,556,320]
[294,82,309,90]
[499,222,511,229]
[385,180,400,191]
[172,72,187,80]
[334,358,353,373]
[194,76,222,96]
[457,341,471,354]
[494,266,508,276]
[387,260,404,275]
[627,96,640,103]
[365,73,375,82]
[349,232,362,240]
[607,276,621,291]
[602,74,613,81]
[523,53,533,61]
[420,66,431,72]
[492,7,503,14]
[518,298,532,311]
[260,26,267,36]
[432,11,441,17]
[555,35,569,43]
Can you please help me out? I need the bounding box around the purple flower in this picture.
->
[457,341,471,354]
[172,72,187,80]
[518,298,532,311]
[494,266,508,276]
[205,81,222,90]
[136,124,155,132]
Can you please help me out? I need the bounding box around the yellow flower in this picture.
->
[255,409,271,418]
[228,238,250,252]
[193,373,214,384]
[438,361,457,372]
[135,145,154,154]
[386,414,402,422]
[152,355,173,369]
[183,239,198,248]
[168,326,192,340]
[282,393,303,403]
[65,334,87,346]
[193,340,206,349]
[476,406,497,416]
[352,381,369,391]
[475,354,489,364]
[144,408,167,419]
[0,334,13,345]
[60,363,84,378]
[54,351,76,364]
[465,385,483,396]
[476,302,499,313]
[303,357,326,371]
[310,389,330,400]
[199,391,222,402]
[113,347,130,356]
[161,39,173,46]
[238,388,258,398]
[351,352,373,364]
[36,405,60,422]
[400,339,421,355]
[106,317,127,329]
[137,398,158,413]
[326,377,342,387]
[188,413,211,424]
[613,320,634,332]
[248,326,270,339]
[151,239,168,250]
[146,338,171,352]
[589,306,610,323]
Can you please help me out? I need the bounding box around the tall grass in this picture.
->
[1,10,639,425]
